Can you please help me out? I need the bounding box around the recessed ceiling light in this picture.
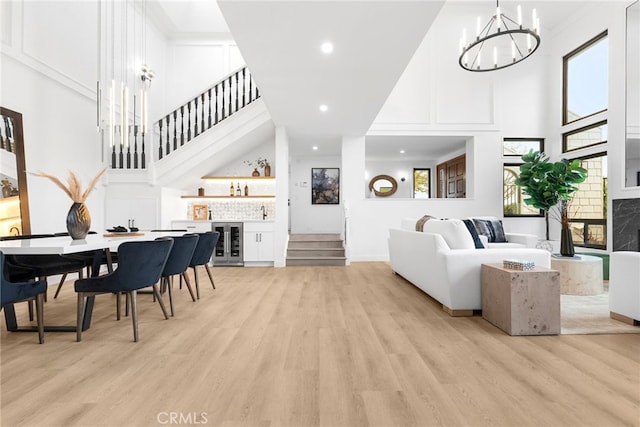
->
[321,42,333,54]
[400,150,406,154]
[312,146,318,151]
[319,104,328,112]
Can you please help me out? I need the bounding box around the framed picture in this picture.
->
[192,204,208,220]
[312,168,340,204]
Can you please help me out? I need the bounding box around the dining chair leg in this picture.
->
[166,277,175,317]
[76,293,85,342]
[192,266,201,300]
[181,272,197,302]
[116,292,122,321]
[54,273,68,299]
[130,291,138,342]
[28,300,34,321]
[35,293,44,344]
[151,284,170,320]
[205,264,215,290]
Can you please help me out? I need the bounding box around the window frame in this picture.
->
[562,120,608,153]
[562,30,608,126]
[566,151,607,250]
[412,168,431,199]
[502,137,544,157]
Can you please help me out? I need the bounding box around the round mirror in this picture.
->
[369,174,398,197]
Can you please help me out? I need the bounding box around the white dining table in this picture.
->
[1,231,186,333]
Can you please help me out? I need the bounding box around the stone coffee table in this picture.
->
[550,254,603,295]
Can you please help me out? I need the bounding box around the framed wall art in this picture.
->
[192,204,209,220]
[311,168,340,205]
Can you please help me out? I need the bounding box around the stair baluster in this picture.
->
[158,119,164,159]
[173,110,178,151]
[180,106,185,146]
[165,115,170,156]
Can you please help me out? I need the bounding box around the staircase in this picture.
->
[286,234,346,266]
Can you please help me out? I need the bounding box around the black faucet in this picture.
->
[261,205,267,220]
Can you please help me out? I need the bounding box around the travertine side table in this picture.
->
[481,263,560,336]
[550,254,603,295]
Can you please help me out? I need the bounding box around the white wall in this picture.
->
[1,0,106,233]
[164,40,245,111]
[289,154,343,234]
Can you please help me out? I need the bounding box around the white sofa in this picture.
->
[389,218,551,316]
[609,251,640,325]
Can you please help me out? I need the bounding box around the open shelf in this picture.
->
[181,195,275,199]
[201,176,275,180]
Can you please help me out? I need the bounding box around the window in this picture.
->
[503,138,544,157]
[413,168,431,199]
[568,153,607,249]
[563,31,608,124]
[563,121,607,152]
[503,164,543,217]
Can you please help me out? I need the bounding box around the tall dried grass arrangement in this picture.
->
[33,168,106,203]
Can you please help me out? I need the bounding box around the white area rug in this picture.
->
[561,290,640,335]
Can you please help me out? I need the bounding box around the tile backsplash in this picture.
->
[186,199,276,221]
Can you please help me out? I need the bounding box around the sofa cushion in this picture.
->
[422,218,475,249]
[473,218,507,243]
[462,219,485,249]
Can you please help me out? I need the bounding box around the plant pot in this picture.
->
[66,202,91,240]
[560,227,575,257]
[252,168,260,177]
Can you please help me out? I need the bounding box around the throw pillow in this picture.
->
[488,219,507,243]
[472,218,508,243]
[422,218,475,249]
[462,219,485,249]
[473,219,495,241]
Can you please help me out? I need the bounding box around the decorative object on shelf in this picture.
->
[229,182,234,196]
[244,157,269,176]
[458,0,540,72]
[244,183,249,196]
[198,187,205,196]
[514,150,587,257]
[192,204,208,220]
[311,168,340,205]
[33,168,106,240]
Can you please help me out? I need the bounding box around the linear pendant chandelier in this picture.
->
[459,0,540,72]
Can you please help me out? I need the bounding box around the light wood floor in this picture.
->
[1,262,639,427]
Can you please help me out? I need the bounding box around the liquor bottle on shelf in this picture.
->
[229,182,234,196]
[236,183,241,196]
[244,183,249,196]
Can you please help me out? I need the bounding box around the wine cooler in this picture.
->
[212,222,244,266]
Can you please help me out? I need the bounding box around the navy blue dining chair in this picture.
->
[1,251,47,344]
[187,231,220,299]
[158,234,199,316]
[74,238,173,342]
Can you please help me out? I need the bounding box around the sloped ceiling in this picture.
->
[217,0,445,154]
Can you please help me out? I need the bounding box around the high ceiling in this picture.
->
[149,0,601,158]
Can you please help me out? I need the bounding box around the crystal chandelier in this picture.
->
[459,1,541,72]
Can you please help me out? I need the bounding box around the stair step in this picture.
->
[289,233,341,241]
[287,248,345,257]
[285,256,346,267]
[288,240,344,249]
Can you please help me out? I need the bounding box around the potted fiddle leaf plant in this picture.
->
[514,150,587,256]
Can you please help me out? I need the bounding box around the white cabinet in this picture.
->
[105,197,158,231]
[243,221,274,264]
[171,221,212,233]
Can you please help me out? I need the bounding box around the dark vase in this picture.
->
[66,202,91,240]
[560,226,575,257]
[252,168,260,177]
[264,163,271,177]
